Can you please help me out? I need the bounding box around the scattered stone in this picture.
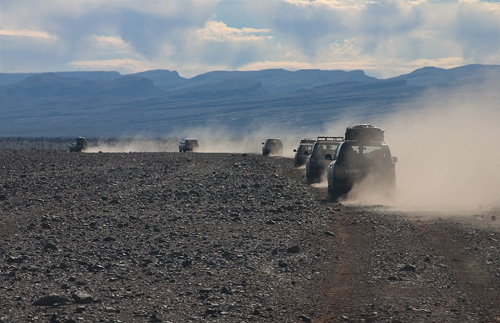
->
[298,314,312,322]
[287,245,300,253]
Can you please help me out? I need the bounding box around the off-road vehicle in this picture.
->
[305,136,343,183]
[327,124,397,200]
[293,139,315,167]
[179,138,199,152]
[262,138,283,156]
[69,137,88,152]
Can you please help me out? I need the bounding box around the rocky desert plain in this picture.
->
[1,149,499,322]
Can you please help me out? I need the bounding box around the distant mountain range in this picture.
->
[0,64,498,137]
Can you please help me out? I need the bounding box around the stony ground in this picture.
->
[1,151,499,322]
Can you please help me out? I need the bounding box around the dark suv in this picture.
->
[327,125,397,200]
[293,139,315,166]
[305,136,343,183]
[262,138,283,156]
[69,137,88,152]
[179,138,199,152]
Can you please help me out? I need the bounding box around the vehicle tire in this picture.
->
[306,173,316,184]
[327,188,342,202]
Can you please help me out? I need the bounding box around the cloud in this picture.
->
[283,0,369,10]
[197,21,272,42]
[69,58,150,73]
[0,0,498,77]
[87,35,133,54]
[0,29,58,40]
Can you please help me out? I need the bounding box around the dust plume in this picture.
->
[85,138,178,153]
[349,82,500,213]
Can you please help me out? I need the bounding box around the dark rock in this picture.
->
[182,260,192,268]
[221,286,233,295]
[287,245,300,253]
[6,256,24,264]
[205,308,217,315]
[399,264,416,272]
[299,314,312,322]
[33,294,70,306]
[44,242,58,251]
[71,291,95,304]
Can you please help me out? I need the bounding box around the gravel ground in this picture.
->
[1,150,499,322]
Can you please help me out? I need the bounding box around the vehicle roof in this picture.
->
[315,140,343,144]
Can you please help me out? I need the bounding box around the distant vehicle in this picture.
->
[262,138,283,156]
[293,139,315,166]
[69,137,88,152]
[327,124,397,200]
[179,138,199,152]
[305,136,343,183]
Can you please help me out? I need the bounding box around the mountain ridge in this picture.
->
[0,64,498,137]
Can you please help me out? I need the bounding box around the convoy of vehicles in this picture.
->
[69,137,88,152]
[305,136,344,183]
[262,138,283,156]
[293,139,315,167]
[326,124,397,200]
[179,138,199,152]
[70,126,396,202]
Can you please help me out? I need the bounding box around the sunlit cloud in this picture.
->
[0,29,58,40]
[69,58,150,73]
[197,21,273,42]
[283,0,369,10]
[88,35,133,54]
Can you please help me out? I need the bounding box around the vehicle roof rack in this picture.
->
[316,136,344,142]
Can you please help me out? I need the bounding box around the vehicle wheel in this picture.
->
[327,188,342,202]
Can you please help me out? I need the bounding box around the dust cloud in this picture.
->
[354,84,500,213]
[85,80,500,214]
[85,138,178,153]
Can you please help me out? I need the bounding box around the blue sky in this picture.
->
[1,0,499,78]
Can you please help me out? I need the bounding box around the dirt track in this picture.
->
[1,151,499,322]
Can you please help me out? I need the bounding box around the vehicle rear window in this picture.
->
[312,143,340,158]
[338,143,390,163]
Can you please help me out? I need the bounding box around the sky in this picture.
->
[0,0,499,79]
